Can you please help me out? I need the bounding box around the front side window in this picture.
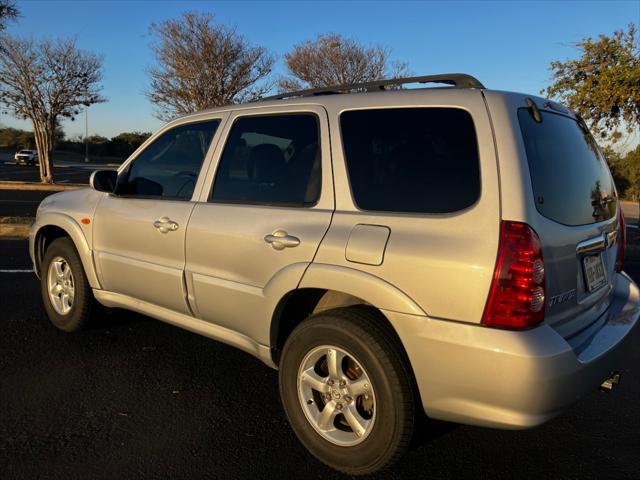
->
[119,120,219,200]
[211,114,321,207]
[340,108,481,213]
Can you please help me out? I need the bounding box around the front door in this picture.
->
[93,118,223,314]
[185,106,334,344]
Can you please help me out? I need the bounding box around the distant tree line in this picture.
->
[59,131,151,158]
[605,145,640,201]
[0,127,150,159]
[0,127,35,149]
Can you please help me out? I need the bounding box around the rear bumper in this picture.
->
[384,271,640,429]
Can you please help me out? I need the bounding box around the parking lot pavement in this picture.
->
[1,238,639,479]
[0,189,54,217]
[0,154,117,185]
[0,156,110,217]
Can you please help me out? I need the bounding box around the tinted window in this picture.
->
[120,120,219,199]
[211,114,320,206]
[340,108,480,213]
[518,109,616,226]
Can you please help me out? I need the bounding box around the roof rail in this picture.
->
[261,73,485,101]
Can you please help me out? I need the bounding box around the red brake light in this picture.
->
[615,209,626,272]
[482,221,545,329]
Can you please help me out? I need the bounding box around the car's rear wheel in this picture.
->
[41,237,98,332]
[279,306,415,475]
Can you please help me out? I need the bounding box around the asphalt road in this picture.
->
[0,153,117,185]
[1,239,639,479]
[0,189,53,217]
[0,157,115,217]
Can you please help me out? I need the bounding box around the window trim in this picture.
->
[113,118,222,202]
[207,111,323,209]
[338,106,482,216]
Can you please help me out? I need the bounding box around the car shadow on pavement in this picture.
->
[95,307,151,329]
[410,415,459,451]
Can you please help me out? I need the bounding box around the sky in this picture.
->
[2,0,639,141]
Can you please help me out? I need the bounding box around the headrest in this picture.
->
[248,144,286,184]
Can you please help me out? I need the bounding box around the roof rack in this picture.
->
[261,73,485,101]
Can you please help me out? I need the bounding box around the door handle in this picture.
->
[153,216,179,234]
[264,230,300,250]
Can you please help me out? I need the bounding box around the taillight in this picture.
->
[615,209,626,272]
[482,221,545,329]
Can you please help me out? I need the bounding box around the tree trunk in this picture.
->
[43,120,55,183]
[32,121,46,182]
[32,119,54,183]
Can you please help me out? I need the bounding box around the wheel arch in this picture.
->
[270,263,426,366]
[32,214,101,289]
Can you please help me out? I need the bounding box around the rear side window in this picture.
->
[340,108,480,213]
[211,114,321,207]
[518,109,616,226]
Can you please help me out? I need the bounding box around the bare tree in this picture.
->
[279,33,410,91]
[147,12,275,121]
[0,0,18,30]
[0,36,104,182]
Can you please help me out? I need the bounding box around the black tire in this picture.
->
[40,237,97,332]
[279,306,415,475]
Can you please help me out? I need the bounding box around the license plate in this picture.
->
[583,254,607,292]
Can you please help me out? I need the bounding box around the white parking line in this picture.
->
[0,269,33,273]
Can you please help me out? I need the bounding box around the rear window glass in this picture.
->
[340,108,480,213]
[518,109,616,226]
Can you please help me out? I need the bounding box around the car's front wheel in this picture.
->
[279,306,416,475]
[41,237,98,332]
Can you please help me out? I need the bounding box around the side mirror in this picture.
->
[90,170,117,193]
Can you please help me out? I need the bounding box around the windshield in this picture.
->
[518,109,617,226]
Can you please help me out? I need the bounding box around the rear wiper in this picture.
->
[525,98,542,123]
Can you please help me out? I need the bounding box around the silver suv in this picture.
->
[30,74,639,475]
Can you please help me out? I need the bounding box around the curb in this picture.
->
[0,181,84,191]
[0,223,31,238]
[0,217,34,239]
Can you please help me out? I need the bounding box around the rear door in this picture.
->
[517,106,620,338]
[185,105,334,345]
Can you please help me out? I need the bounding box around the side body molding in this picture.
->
[30,212,101,289]
[299,263,426,316]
